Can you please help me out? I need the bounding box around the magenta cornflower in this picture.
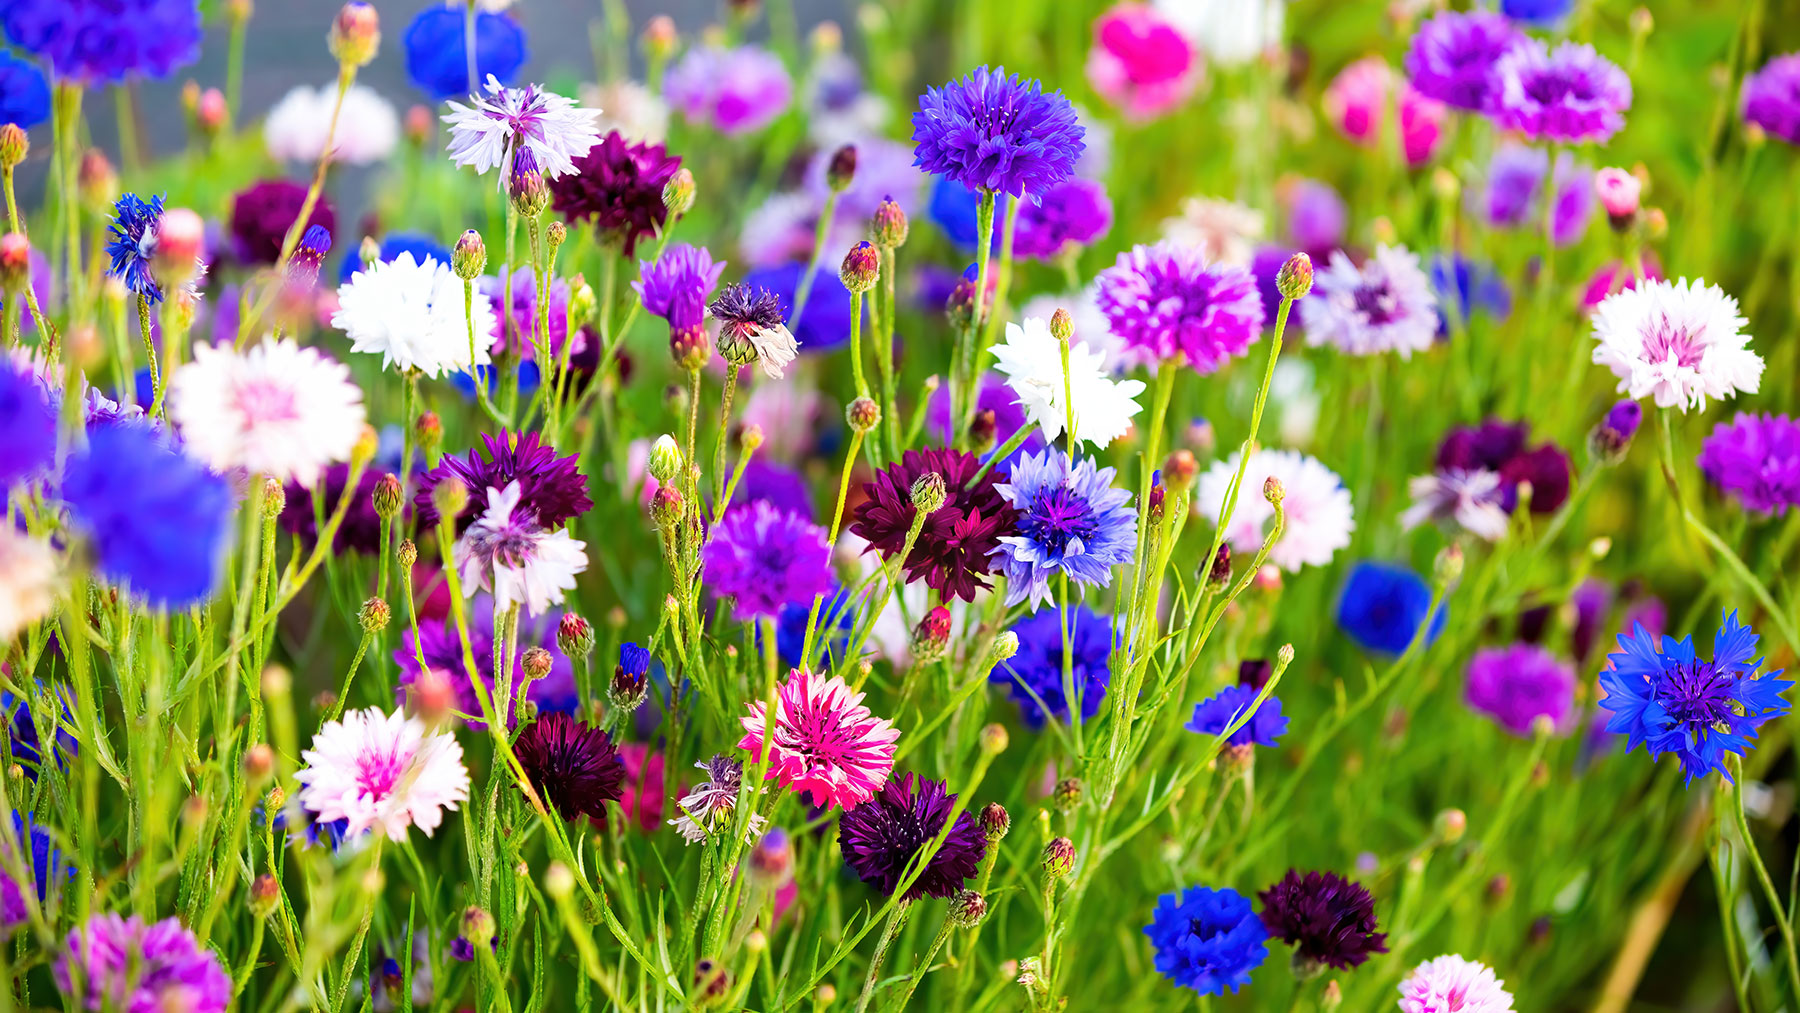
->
[1322,57,1447,167]
[1084,4,1202,122]
[1095,240,1265,371]
[54,913,231,1013]
[702,501,834,622]
[1742,53,1800,145]
[738,668,900,811]
[1465,643,1577,737]
[1493,40,1632,144]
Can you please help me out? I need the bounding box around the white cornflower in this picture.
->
[333,252,498,378]
[668,755,769,845]
[1156,0,1285,66]
[990,316,1146,450]
[167,339,365,488]
[264,82,399,166]
[1019,286,1128,370]
[581,79,670,144]
[0,530,57,643]
[295,706,471,840]
[1197,449,1355,572]
[455,480,588,617]
[1160,196,1266,267]
[1591,277,1763,412]
[1300,245,1440,359]
[444,75,602,186]
[1400,469,1510,542]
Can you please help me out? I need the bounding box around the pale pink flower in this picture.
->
[1197,448,1355,572]
[1593,167,1641,218]
[1323,56,1447,167]
[1085,4,1201,122]
[1398,954,1515,1013]
[167,338,366,488]
[295,707,471,840]
[738,668,899,810]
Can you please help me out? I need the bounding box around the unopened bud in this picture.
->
[1205,545,1231,589]
[826,144,857,192]
[979,723,1008,756]
[372,473,403,518]
[352,424,379,465]
[663,168,695,218]
[328,1,381,68]
[1042,837,1075,880]
[910,606,952,664]
[397,539,418,568]
[405,104,433,145]
[1435,808,1467,843]
[243,743,274,780]
[262,665,291,697]
[649,434,681,485]
[1595,167,1641,228]
[966,409,997,454]
[567,275,596,328]
[1162,450,1197,492]
[1262,476,1285,505]
[1049,307,1073,343]
[0,233,28,291]
[749,828,794,887]
[546,221,566,255]
[651,485,684,530]
[846,396,881,433]
[0,124,26,170]
[153,207,205,287]
[432,476,469,521]
[1321,980,1343,1010]
[358,597,390,634]
[1053,777,1081,813]
[987,631,1019,667]
[557,614,594,659]
[1434,543,1464,585]
[1277,253,1313,300]
[871,198,908,248]
[910,472,947,514]
[545,861,574,899]
[453,229,486,280]
[949,889,986,928]
[839,241,879,294]
[521,646,553,684]
[979,802,1010,841]
[196,89,227,135]
[508,149,550,218]
[249,874,280,919]
[642,16,678,61]
[411,667,456,723]
[78,149,117,211]
[460,906,496,948]
[414,411,441,457]
[1589,399,1641,462]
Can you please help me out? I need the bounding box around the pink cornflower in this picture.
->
[1085,4,1201,122]
[738,668,900,810]
[295,706,471,840]
[1398,954,1515,1013]
[1593,168,1640,219]
[1323,57,1447,167]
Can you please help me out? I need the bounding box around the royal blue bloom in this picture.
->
[619,643,650,678]
[1336,561,1447,655]
[0,52,50,129]
[1186,684,1287,748]
[1,811,73,929]
[1501,0,1573,26]
[1598,610,1791,784]
[452,361,541,400]
[1143,885,1269,996]
[991,449,1136,609]
[912,65,1085,198]
[402,7,528,101]
[337,232,452,284]
[105,193,166,303]
[63,423,231,609]
[990,606,1112,729]
[0,362,55,488]
[1429,254,1511,335]
[2,0,202,84]
[742,262,863,352]
[929,176,1006,251]
[773,586,856,670]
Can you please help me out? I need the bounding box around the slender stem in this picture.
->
[789,191,842,339]
[848,289,869,397]
[1728,755,1800,999]
[464,0,480,97]
[853,902,912,1013]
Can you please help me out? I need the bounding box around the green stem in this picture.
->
[789,190,842,338]
[1727,755,1800,1000]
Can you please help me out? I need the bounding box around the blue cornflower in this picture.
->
[337,232,453,284]
[2,0,202,84]
[1501,0,1573,26]
[104,193,166,304]
[773,586,856,670]
[2,685,77,779]
[991,449,1136,609]
[1,811,73,929]
[1598,610,1791,784]
[0,52,50,129]
[928,176,1006,251]
[619,642,651,678]
[1143,885,1269,996]
[0,362,56,488]
[63,422,231,609]
[1336,561,1447,655]
[1186,685,1287,748]
[287,224,332,290]
[1429,253,1511,335]
[912,65,1085,198]
[990,606,1112,729]
[402,7,528,101]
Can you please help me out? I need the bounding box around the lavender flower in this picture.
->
[990,449,1136,609]
[1742,53,1800,145]
[702,501,833,622]
[1403,10,1523,113]
[1493,40,1632,144]
[911,65,1085,198]
[1300,246,1439,358]
[0,362,55,489]
[1477,144,1594,246]
[1465,643,1577,737]
[665,45,793,135]
[636,243,725,359]
[1095,241,1265,371]
[1012,177,1113,260]
[1696,413,1800,515]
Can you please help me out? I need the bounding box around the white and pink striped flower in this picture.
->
[295,706,470,840]
[738,669,899,811]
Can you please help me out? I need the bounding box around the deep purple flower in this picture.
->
[104,193,165,303]
[394,594,578,730]
[1012,177,1113,260]
[482,267,572,359]
[1436,419,1570,514]
[990,606,1112,729]
[415,429,592,530]
[1466,643,1577,737]
[2,0,202,84]
[55,913,231,1013]
[702,501,833,622]
[1697,413,1800,515]
[548,131,682,256]
[665,45,792,135]
[912,65,1085,198]
[0,362,55,488]
[229,179,336,267]
[1403,10,1523,113]
[636,243,724,342]
[1493,40,1632,144]
[1743,54,1800,145]
[514,712,626,823]
[929,375,1045,464]
[1477,145,1593,246]
[991,449,1136,608]
[1257,870,1388,971]
[1596,400,1643,454]
[1096,241,1264,372]
[838,772,987,901]
[279,463,393,555]
[1187,684,1287,748]
[849,447,1018,603]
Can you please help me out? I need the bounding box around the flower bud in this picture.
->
[949,889,986,928]
[1321,980,1343,1010]
[1642,207,1667,240]
[1262,475,1285,505]
[0,233,28,292]
[986,631,1019,667]
[522,646,554,684]
[397,539,418,568]
[910,472,947,514]
[642,16,678,61]
[910,606,952,664]
[508,148,550,219]
[978,723,1008,756]
[669,322,711,371]
[1277,643,1295,667]
[1589,399,1641,461]
[1434,543,1464,586]
[545,861,574,899]
[0,124,26,170]
[262,664,291,697]
[360,477,399,525]
[411,667,456,724]
[546,220,566,256]
[1435,808,1467,844]
[243,743,274,781]
[651,485,684,531]
[826,144,857,192]
[557,614,594,659]
[405,104,433,146]
[453,229,486,280]
[359,597,390,634]
[1053,777,1081,813]
[662,167,695,218]
[1148,483,1166,525]
[749,828,794,887]
[693,959,731,1007]
[648,434,682,485]
[249,874,280,919]
[1595,167,1641,228]
[359,235,381,268]
[328,1,381,68]
[1629,6,1653,36]
[979,802,1010,841]
[197,89,227,135]
[567,275,596,329]
[871,198,908,248]
[78,149,117,212]
[839,241,879,294]
[1254,564,1283,593]
[966,409,997,455]
[1205,544,1231,589]
[846,396,880,433]
[1049,307,1073,343]
[1041,837,1075,880]
[460,906,496,949]
[414,411,442,458]
[431,475,469,522]
[1277,252,1314,301]
[1161,450,1198,493]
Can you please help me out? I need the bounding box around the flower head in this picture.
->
[394,596,578,729]
[670,754,768,844]
[711,283,799,379]
[738,668,899,810]
[105,193,165,303]
[1257,869,1388,971]
[1598,610,1791,784]
[636,243,725,345]
[849,448,1019,603]
[1466,643,1576,737]
[912,65,1085,198]
[454,480,588,616]
[445,76,602,186]
[548,131,682,255]
[1399,955,1516,1013]
[1161,197,1265,267]
[1477,144,1594,246]
[168,339,365,488]
[1591,278,1761,412]
[1144,885,1269,995]
[1097,240,1264,371]
[514,712,625,822]
[417,429,591,530]
[1493,40,1632,144]
[3,0,201,83]
[338,233,452,284]
[402,7,526,101]
[838,772,986,900]
[1403,11,1523,113]
[54,914,229,1013]
[991,449,1137,608]
[1323,57,1446,167]
[991,606,1113,729]
[1186,684,1286,748]
[265,82,399,165]
[1742,53,1800,145]
[1197,449,1353,572]
[1697,413,1800,515]
[334,251,499,377]
[989,316,1145,450]
[296,706,471,839]
[665,45,793,135]
[1336,561,1447,655]
[1012,177,1114,261]
[1401,469,1510,541]
[0,360,55,488]
[1301,246,1439,358]
[1085,5,1202,122]
[229,179,336,266]
[703,501,833,622]
[0,52,48,130]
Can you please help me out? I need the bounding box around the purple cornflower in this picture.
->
[395,595,578,729]
[702,501,833,622]
[990,448,1136,609]
[990,606,1112,729]
[1697,413,1800,515]
[1477,144,1593,246]
[548,131,683,256]
[229,179,336,266]
[1742,54,1800,145]
[0,362,55,489]
[838,772,987,901]
[1095,241,1264,371]
[1493,40,1632,144]
[1466,643,1577,737]
[444,76,602,185]
[911,65,1085,198]
[1403,10,1523,113]
[665,45,793,135]
[416,430,592,529]
[2,0,202,84]
[1186,684,1287,748]
[1257,870,1388,972]
[278,464,393,555]
[1593,399,1643,458]
[104,193,166,303]
[482,267,571,359]
[1300,246,1439,358]
[1011,176,1113,261]
[1599,610,1791,784]
[1436,419,1572,514]
[1282,178,1347,261]
[55,913,231,1012]
[635,242,725,350]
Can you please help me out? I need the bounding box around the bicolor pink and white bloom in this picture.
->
[455,480,589,617]
[1590,278,1763,412]
[264,82,399,166]
[333,251,499,377]
[295,706,471,840]
[1159,196,1265,267]
[1322,56,1447,167]
[738,668,900,811]
[1401,469,1510,542]
[167,339,366,487]
[444,75,603,186]
[1398,954,1515,1013]
[1593,167,1641,219]
[1197,449,1355,572]
[1085,4,1202,122]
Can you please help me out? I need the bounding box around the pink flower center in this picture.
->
[232,377,301,427]
[1641,314,1706,368]
[356,745,411,799]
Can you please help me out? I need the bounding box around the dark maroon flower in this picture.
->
[415,430,592,529]
[848,447,1018,603]
[547,131,682,256]
[1257,869,1388,971]
[229,179,336,266]
[513,712,626,823]
[1435,418,1570,514]
[838,772,987,901]
[279,463,392,555]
